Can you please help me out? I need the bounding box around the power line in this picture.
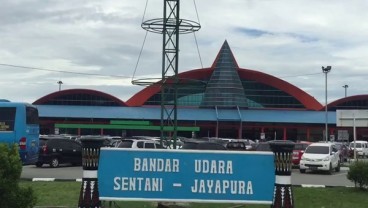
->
[0,63,131,79]
[0,63,324,80]
[192,0,203,68]
[279,72,322,78]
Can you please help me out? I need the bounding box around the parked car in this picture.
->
[226,139,255,150]
[36,137,82,168]
[348,140,368,158]
[110,139,122,147]
[299,142,340,174]
[334,142,349,162]
[181,139,227,150]
[292,141,311,166]
[253,140,294,152]
[117,139,165,149]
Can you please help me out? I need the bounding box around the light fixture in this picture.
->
[322,66,331,142]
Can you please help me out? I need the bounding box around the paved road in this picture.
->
[291,167,355,187]
[21,164,355,187]
[22,164,83,180]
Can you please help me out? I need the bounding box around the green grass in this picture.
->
[20,181,368,208]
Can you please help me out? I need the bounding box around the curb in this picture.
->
[293,184,355,188]
[22,178,82,182]
[340,167,349,171]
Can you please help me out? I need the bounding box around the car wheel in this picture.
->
[50,158,59,168]
[35,162,43,167]
[299,169,306,173]
[335,161,340,172]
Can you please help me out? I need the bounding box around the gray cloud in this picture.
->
[0,0,367,106]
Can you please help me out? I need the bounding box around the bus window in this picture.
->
[26,106,39,125]
[0,107,16,131]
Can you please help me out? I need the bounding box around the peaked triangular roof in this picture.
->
[200,40,248,108]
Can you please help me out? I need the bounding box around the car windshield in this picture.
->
[294,143,308,150]
[118,140,133,148]
[305,146,329,154]
[350,143,362,148]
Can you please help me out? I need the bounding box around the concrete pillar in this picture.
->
[78,137,105,208]
[269,140,295,208]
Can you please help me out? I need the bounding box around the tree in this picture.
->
[0,144,37,208]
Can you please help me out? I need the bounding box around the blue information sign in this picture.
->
[98,148,275,204]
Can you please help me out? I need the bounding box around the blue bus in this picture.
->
[0,101,40,165]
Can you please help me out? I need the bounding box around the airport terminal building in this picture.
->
[32,41,368,142]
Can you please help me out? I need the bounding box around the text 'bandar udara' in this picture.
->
[132,158,234,174]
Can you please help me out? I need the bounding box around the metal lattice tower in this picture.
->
[140,0,200,148]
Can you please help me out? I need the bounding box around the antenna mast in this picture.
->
[141,0,200,148]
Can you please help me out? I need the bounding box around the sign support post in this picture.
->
[269,141,295,208]
[78,137,105,208]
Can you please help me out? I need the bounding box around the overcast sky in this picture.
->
[0,0,367,105]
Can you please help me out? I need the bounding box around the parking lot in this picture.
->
[21,161,356,187]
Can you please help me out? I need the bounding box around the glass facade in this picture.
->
[40,93,122,106]
[200,41,248,108]
[242,80,304,108]
[328,99,368,111]
[144,80,207,106]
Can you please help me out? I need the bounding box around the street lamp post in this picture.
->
[343,84,348,97]
[322,66,331,142]
[57,81,63,91]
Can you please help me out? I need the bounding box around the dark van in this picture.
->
[36,137,82,168]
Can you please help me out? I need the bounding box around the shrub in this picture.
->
[0,143,37,208]
[347,160,368,189]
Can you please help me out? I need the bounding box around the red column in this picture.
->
[306,128,310,141]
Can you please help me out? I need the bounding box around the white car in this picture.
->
[117,139,165,149]
[299,143,340,174]
[349,141,368,158]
